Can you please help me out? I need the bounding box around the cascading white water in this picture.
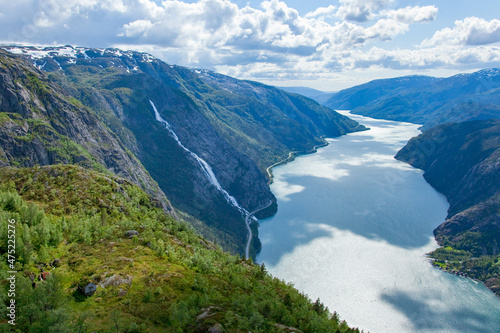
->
[149,100,248,216]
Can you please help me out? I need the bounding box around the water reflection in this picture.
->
[257,113,500,333]
[381,286,499,332]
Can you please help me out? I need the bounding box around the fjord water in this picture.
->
[257,112,500,333]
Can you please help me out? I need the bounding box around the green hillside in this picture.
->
[0,165,360,332]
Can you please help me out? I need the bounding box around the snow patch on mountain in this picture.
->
[2,45,159,66]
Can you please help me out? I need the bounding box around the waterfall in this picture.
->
[149,100,248,216]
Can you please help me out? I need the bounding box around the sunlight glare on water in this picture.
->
[257,112,500,333]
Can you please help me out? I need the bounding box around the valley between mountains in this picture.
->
[327,71,499,296]
[0,44,498,332]
[0,46,365,256]
[0,45,365,332]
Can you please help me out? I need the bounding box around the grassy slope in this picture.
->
[0,165,360,332]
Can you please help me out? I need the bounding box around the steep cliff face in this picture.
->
[395,119,500,254]
[0,48,265,253]
[0,50,174,214]
[5,46,363,169]
[2,45,364,254]
[170,69,365,171]
[396,119,500,295]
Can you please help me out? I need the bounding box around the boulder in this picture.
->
[208,323,224,333]
[124,230,139,238]
[100,274,133,288]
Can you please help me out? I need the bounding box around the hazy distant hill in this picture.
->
[278,86,336,104]
[326,70,500,129]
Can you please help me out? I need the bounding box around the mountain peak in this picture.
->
[1,44,159,71]
[474,67,500,78]
[450,68,500,80]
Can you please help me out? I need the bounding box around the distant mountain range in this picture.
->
[0,45,364,255]
[325,70,500,129]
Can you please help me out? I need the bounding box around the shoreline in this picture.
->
[244,200,273,260]
[427,252,500,298]
[250,138,331,259]
[265,138,330,185]
[257,112,500,331]
[265,125,368,184]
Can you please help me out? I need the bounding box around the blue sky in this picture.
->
[1,0,500,90]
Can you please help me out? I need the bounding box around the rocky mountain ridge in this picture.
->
[0,49,175,214]
[0,45,364,254]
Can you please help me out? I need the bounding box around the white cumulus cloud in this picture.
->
[119,20,154,38]
[422,17,500,47]
[382,5,438,24]
[1,0,499,89]
[305,5,337,19]
[336,0,394,22]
